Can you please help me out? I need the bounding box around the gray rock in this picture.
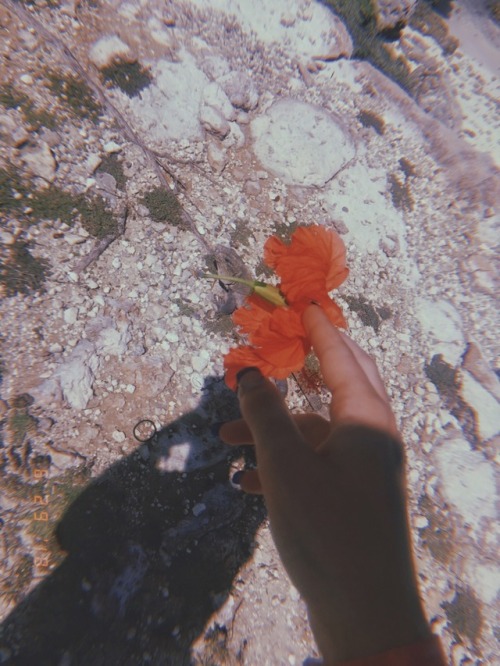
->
[251,99,355,187]
[21,141,57,183]
[95,323,131,356]
[218,71,259,111]
[58,341,100,409]
[199,104,230,138]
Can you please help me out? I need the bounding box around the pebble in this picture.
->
[103,141,122,153]
[192,503,206,516]
[414,515,429,529]
[87,280,99,289]
[166,331,179,343]
[0,230,15,245]
[112,257,122,269]
[112,430,126,443]
[20,73,34,84]
[192,355,208,373]
[63,307,78,324]
[68,271,79,283]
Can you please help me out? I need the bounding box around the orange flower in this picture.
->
[222,225,348,389]
[264,225,348,314]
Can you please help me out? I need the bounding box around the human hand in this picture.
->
[219,305,431,663]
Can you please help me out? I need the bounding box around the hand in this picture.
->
[220,305,431,663]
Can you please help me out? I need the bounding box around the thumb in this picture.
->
[237,368,313,466]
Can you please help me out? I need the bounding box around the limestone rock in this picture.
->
[89,35,134,69]
[57,341,100,409]
[251,99,355,187]
[206,140,228,173]
[21,141,57,183]
[218,71,259,111]
[199,104,230,138]
[202,82,236,121]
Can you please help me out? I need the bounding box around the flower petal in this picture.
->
[264,225,348,304]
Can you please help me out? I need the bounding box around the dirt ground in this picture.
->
[0,0,499,664]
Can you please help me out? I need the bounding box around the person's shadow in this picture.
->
[0,376,266,665]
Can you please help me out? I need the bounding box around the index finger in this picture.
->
[303,305,397,434]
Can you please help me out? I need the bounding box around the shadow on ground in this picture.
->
[1,377,266,665]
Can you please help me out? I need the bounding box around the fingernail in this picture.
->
[231,470,244,486]
[210,421,224,437]
[236,367,263,390]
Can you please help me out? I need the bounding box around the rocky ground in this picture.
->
[0,0,499,664]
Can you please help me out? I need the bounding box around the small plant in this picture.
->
[46,70,102,122]
[0,167,27,213]
[388,172,414,212]
[6,410,37,447]
[0,241,50,297]
[142,187,183,227]
[96,154,127,190]
[101,61,152,97]
[0,84,57,130]
[29,188,81,226]
[358,109,385,135]
[77,195,118,238]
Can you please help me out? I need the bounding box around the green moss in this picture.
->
[29,188,80,226]
[388,172,414,212]
[358,109,385,135]
[0,167,27,213]
[101,61,152,97]
[0,241,50,297]
[0,84,27,109]
[425,354,458,398]
[142,186,183,227]
[272,219,298,244]
[7,410,37,446]
[442,588,483,646]
[96,154,127,189]
[344,295,381,331]
[409,2,459,54]
[0,84,57,130]
[77,195,118,238]
[46,70,102,122]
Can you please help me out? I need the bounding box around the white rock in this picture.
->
[0,230,15,245]
[112,257,122,269]
[49,342,63,353]
[112,430,126,443]
[20,73,33,85]
[63,307,78,324]
[87,279,99,289]
[190,372,204,390]
[251,99,355,187]
[129,54,208,145]
[166,331,179,343]
[199,104,230,138]
[57,341,100,409]
[86,154,102,174]
[434,436,496,534]
[202,82,236,121]
[103,141,122,154]
[192,355,208,373]
[95,323,131,356]
[469,562,500,604]
[21,141,56,183]
[68,271,79,283]
[415,299,464,365]
[414,515,429,529]
[89,35,133,69]
[126,384,136,393]
[207,140,228,173]
[218,71,259,111]
[459,370,499,441]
